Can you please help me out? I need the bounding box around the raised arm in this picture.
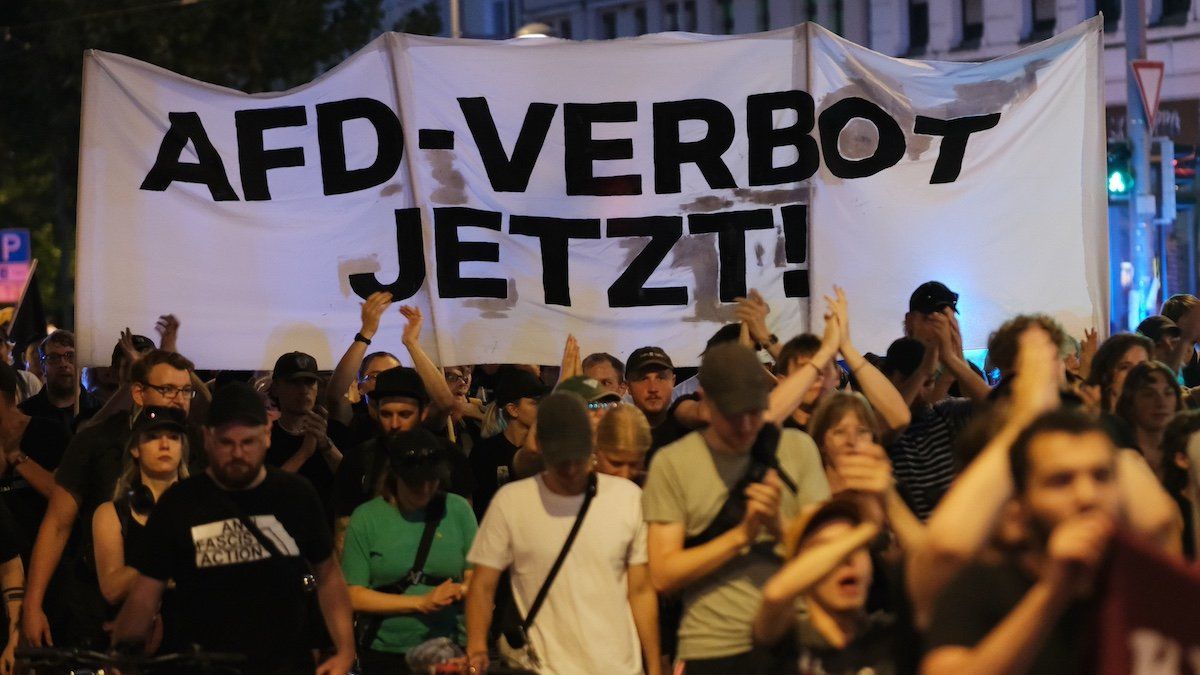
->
[754,520,879,646]
[907,327,1059,628]
[830,286,911,432]
[399,306,455,419]
[932,310,992,404]
[765,303,840,426]
[736,289,783,361]
[328,292,393,425]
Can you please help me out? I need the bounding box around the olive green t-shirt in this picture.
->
[642,428,830,660]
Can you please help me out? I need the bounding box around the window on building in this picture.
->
[682,0,697,30]
[720,0,735,33]
[602,10,617,37]
[1097,0,1120,31]
[758,0,770,30]
[635,6,648,33]
[961,0,983,46]
[1030,0,1056,40]
[908,0,929,54]
[666,2,680,29]
[561,18,572,38]
[1158,0,1190,25]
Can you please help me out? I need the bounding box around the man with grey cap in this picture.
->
[643,342,829,673]
[466,392,661,675]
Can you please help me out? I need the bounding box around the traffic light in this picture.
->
[1108,142,1132,197]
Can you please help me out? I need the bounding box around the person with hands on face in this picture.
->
[267,352,342,512]
[808,392,925,557]
[904,282,990,404]
[920,410,1123,675]
[643,343,829,674]
[753,498,914,675]
[342,428,476,674]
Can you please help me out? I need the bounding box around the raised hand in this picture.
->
[359,291,393,340]
[734,289,772,347]
[559,334,581,380]
[1010,325,1061,423]
[741,469,784,541]
[1078,328,1098,380]
[155,314,180,353]
[399,305,423,346]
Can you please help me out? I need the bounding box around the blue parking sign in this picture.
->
[0,229,30,264]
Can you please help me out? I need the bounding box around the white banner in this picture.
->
[76,20,1106,369]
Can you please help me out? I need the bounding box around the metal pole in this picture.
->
[451,0,461,37]
[1124,0,1154,328]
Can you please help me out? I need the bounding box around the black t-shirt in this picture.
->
[0,416,70,557]
[925,561,1091,674]
[266,425,336,514]
[18,388,101,433]
[469,432,519,520]
[647,394,699,463]
[131,469,332,674]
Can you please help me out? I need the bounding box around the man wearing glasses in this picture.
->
[22,349,202,650]
[19,331,102,432]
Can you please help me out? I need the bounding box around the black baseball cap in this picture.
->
[206,382,269,428]
[133,405,188,436]
[494,369,549,407]
[909,281,959,315]
[385,428,449,485]
[370,366,429,406]
[1137,315,1182,342]
[272,352,320,382]
[627,346,674,378]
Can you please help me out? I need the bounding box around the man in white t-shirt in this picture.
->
[465,392,661,675]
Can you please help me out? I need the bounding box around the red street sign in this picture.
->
[1131,60,1165,132]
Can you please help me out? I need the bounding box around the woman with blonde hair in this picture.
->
[594,403,653,484]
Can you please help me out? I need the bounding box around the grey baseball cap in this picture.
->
[536,392,594,466]
[698,343,771,416]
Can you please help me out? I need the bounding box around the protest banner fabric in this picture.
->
[76,20,1106,368]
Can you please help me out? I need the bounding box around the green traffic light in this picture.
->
[1108,170,1130,194]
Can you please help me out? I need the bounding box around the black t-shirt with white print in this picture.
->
[130,468,332,674]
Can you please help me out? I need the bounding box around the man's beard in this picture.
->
[212,460,260,489]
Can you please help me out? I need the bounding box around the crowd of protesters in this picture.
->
[0,281,1196,675]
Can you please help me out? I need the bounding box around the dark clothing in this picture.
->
[468,432,519,520]
[0,499,20,564]
[648,394,699,462]
[681,649,773,674]
[329,401,377,452]
[19,388,101,433]
[770,611,905,675]
[359,648,412,674]
[1182,349,1200,388]
[0,416,70,558]
[886,398,973,520]
[332,436,474,520]
[267,425,336,514]
[925,561,1091,674]
[131,469,332,674]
